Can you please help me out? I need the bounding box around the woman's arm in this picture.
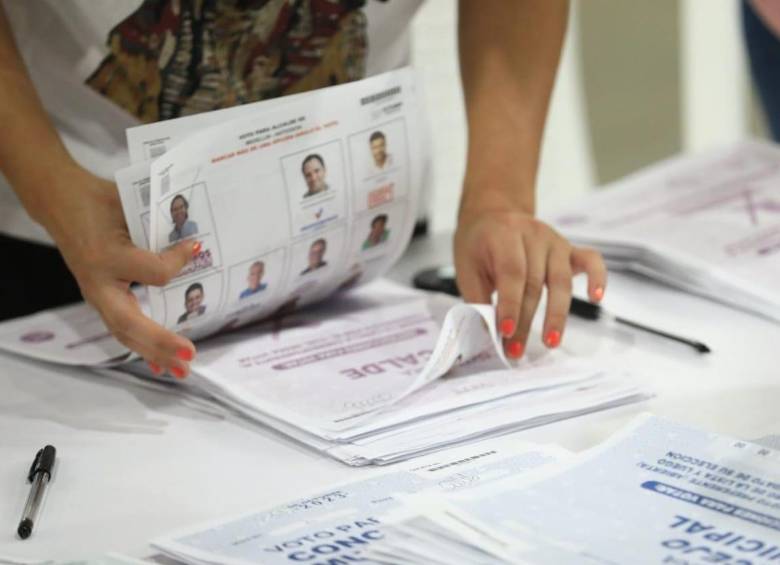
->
[455,0,606,357]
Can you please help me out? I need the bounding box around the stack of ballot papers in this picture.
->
[368,414,780,564]
[149,435,573,564]
[0,275,648,466]
[129,279,647,466]
[0,68,647,466]
[550,141,780,323]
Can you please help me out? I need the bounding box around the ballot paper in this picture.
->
[117,67,426,342]
[0,275,648,465]
[150,436,571,565]
[53,557,149,565]
[0,554,147,565]
[550,141,780,323]
[372,414,780,564]
[756,436,780,451]
[0,299,132,366]
[164,279,647,465]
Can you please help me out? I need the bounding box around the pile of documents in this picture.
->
[149,414,780,564]
[0,69,646,466]
[0,276,646,467]
[150,435,572,564]
[130,279,646,465]
[550,141,780,323]
[369,414,780,563]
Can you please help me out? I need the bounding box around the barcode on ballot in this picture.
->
[360,86,401,106]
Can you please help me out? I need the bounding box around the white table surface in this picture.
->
[1,233,778,562]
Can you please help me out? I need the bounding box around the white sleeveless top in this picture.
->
[0,0,423,242]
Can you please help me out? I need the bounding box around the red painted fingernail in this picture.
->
[593,287,604,301]
[545,330,561,348]
[176,347,194,361]
[170,366,187,380]
[191,241,202,256]
[507,341,524,359]
[148,362,162,375]
[499,318,516,338]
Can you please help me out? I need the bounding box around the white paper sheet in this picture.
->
[379,414,780,564]
[550,141,780,322]
[137,68,425,341]
[151,437,571,565]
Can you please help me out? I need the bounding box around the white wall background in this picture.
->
[680,0,750,152]
[411,0,758,234]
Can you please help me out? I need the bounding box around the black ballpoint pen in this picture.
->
[18,445,57,540]
[412,267,711,354]
[569,297,711,353]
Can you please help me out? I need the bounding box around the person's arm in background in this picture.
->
[0,6,195,377]
[455,0,607,358]
[751,0,780,37]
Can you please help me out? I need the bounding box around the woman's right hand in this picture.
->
[39,166,197,378]
[0,4,194,376]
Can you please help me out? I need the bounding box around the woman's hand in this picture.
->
[454,195,607,359]
[39,166,197,378]
[0,5,193,376]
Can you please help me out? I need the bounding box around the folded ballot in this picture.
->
[370,414,780,564]
[550,141,780,323]
[0,69,647,466]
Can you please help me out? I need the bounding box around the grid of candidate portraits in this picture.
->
[152,117,412,332]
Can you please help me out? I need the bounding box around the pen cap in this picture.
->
[28,445,56,482]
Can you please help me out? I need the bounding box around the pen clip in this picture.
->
[27,449,43,483]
